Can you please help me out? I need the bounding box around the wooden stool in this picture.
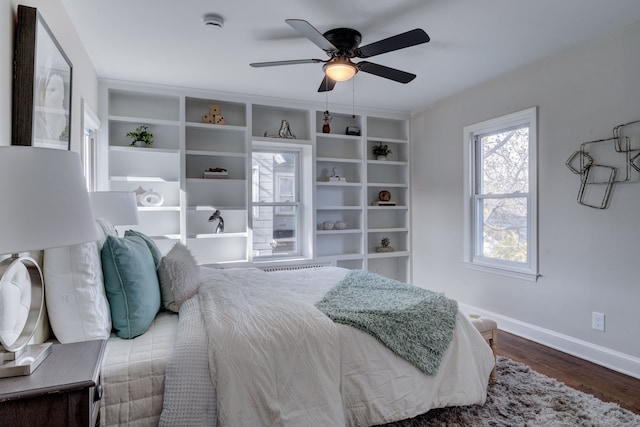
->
[467,313,498,383]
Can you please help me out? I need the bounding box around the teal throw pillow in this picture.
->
[124,229,162,268]
[101,235,161,339]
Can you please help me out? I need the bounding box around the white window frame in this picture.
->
[81,99,100,192]
[251,145,312,262]
[463,107,538,281]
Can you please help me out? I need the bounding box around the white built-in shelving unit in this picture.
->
[99,81,411,282]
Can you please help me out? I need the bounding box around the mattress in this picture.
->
[101,310,178,427]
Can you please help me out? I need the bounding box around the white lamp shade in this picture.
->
[0,146,98,255]
[89,191,139,226]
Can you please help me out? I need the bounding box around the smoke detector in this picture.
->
[203,13,224,29]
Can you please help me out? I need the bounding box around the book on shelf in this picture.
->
[372,200,397,206]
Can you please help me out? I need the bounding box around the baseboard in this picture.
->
[459,303,640,380]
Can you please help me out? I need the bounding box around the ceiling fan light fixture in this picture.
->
[324,59,357,82]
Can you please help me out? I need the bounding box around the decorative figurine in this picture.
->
[208,209,224,233]
[264,120,297,139]
[328,166,347,182]
[278,120,296,139]
[322,110,332,133]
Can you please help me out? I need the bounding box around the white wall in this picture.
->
[411,21,640,375]
[1,0,98,151]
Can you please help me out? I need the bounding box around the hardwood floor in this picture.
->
[496,330,640,415]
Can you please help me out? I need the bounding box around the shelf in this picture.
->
[109,115,180,127]
[367,159,408,166]
[317,229,363,235]
[367,250,410,259]
[110,146,179,155]
[137,206,181,212]
[367,205,408,210]
[317,206,362,210]
[104,82,409,275]
[367,227,409,233]
[316,133,361,141]
[252,135,312,145]
[186,178,246,184]
[316,181,362,187]
[187,232,248,239]
[368,182,408,188]
[110,176,178,183]
[148,234,181,240]
[186,149,246,158]
[185,121,246,132]
[317,157,362,164]
[366,136,408,144]
[187,205,246,211]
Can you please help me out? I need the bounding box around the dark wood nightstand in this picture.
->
[0,339,106,426]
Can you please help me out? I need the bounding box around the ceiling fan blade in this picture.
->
[250,58,325,68]
[318,76,337,92]
[356,29,430,58]
[286,19,337,53]
[357,61,416,83]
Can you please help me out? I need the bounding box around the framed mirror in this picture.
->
[12,5,72,150]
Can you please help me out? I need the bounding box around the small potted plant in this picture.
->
[375,236,394,253]
[372,142,392,160]
[126,125,154,147]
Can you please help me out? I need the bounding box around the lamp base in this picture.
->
[0,342,52,378]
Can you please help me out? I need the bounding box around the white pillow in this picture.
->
[158,243,200,312]
[43,220,114,343]
[95,217,117,248]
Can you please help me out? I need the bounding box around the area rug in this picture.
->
[381,356,640,426]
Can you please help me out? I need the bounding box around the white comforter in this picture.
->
[162,267,494,427]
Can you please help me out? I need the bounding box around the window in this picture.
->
[81,100,100,191]
[251,150,301,259]
[463,107,538,280]
[82,128,97,191]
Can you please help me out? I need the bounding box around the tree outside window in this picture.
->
[463,107,538,280]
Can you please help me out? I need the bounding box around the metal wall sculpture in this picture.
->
[566,119,640,209]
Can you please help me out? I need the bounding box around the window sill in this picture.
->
[463,261,539,282]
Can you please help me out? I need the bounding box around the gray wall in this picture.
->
[1,0,98,150]
[411,21,640,373]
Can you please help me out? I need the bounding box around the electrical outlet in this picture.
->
[592,312,605,331]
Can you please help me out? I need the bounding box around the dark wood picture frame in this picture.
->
[12,5,72,150]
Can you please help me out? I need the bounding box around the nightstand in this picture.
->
[0,339,106,426]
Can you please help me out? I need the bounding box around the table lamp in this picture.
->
[0,146,98,378]
[89,191,139,231]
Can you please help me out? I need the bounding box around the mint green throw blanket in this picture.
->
[315,270,458,375]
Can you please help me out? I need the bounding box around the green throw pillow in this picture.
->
[124,229,162,268]
[101,235,161,339]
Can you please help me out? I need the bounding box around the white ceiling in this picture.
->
[61,0,640,113]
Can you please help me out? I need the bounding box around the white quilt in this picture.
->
[101,311,178,426]
[163,266,495,426]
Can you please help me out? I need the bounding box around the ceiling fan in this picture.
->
[250,19,430,92]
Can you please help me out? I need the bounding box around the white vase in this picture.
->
[138,189,164,207]
[376,155,387,161]
[334,220,347,230]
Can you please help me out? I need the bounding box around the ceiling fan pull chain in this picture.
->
[352,78,356,119]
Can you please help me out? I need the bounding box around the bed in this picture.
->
[41,222,494,427]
